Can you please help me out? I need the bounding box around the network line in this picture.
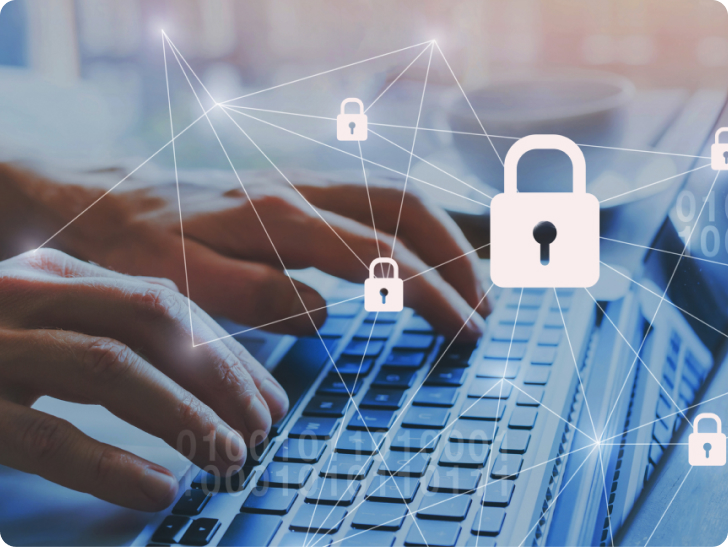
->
[164,35,429,537]
[221,105,491,208]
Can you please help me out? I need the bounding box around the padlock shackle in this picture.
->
[369,257,399,279]
[503,134,586,194]
[716,128,728,144]
[341,98,364,115]
[694,412,722,433]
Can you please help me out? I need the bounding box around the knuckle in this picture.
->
[134,287,185,321]
[92,445,120,485]
[251,190,301,216]
[20,414,67,463]
[177,392,209,432]
[211,355,245,393]
[82,338,133,380]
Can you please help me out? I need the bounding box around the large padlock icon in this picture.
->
[364,258,403,312]
[337,98,367,141]
[490,134,600,288]
[711,128,728,171]
[689,413,726,466]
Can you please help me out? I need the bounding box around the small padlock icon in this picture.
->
[364,258,403,312]
[490,134,600,288]
[689,413,726,466]
[337,98,367,141]
[711,128,728,171]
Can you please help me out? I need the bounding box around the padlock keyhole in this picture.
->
[723,151,728,164]
[533,221,557,265]
[380,288,388,304]
[349,121,356,134]
[704,442,712,458]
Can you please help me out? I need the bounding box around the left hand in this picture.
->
[1,165,490,339]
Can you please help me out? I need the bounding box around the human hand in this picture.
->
[0,249,288,511]
[1,165,490,339]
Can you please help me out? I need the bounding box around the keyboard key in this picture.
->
[258,462,312,489]
[329,301,361,317]
[393,333,435,351]
[500,430,531,454]
[491,455,523,479]
[538,327,563,346]
[404,315,434,333]
[460,399,506,421]
[353,501,408,530]
[303,395,349,417]
[334,356,375,376]
[180,518,220,546]
[524,367,550,385]
[372,369,416,389]
[289,417,340,440]
[241,487,298,515]
[418,492,472,520]
[173,489,212,516]
[379,452,430,477]
[383,351,427,369]
[317,373,364,396]
[217,513,281,547]
[449,420,497,444]
[413,386,459,407]
[361,389,406,410]
[471,507,506,536]
[425,367,466,387]
[477,360,520,379]
[405,520,461,546]
[509,407,538,430]
[506,290,544,308]
[482,341,527,360]
[366,475,420,503]
[465,537,497,547]
[482,481,514,507]
[355,322,395,340]
[428,467,481,494]
[320,317,350,337]
[543,310,563,327]
[468,379,512,399]
[391,428,441,453]
[246,438,274,466]
[342,530,396,547]
[306,478,361,505]
[436,343,477,367]
[439,443,490,468]
[343,339,385,357]
[274,438,327,464]
[336,430,385,455]
[516,386,544,406]
[152,516,190,544]
[348,410,397,431]
[278,533,332,547]
[320,452,373,480]
[491,325,533,343]
[402,407,450,429]
[290,504,348,534]
[531,346,557,365]
[191,468,254,493]
[500,308,538,325]
[365,311,399,323]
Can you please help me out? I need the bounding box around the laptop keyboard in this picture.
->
[148,286,577,547]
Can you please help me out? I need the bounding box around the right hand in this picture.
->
[0,249,289,511]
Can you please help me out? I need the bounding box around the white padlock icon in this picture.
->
[336,98,367,141]
[711,128,728,171]
[490,134,600,288]
[364,258,403,312]
[689,413,726,466]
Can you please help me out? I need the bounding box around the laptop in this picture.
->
[129,91,728,547]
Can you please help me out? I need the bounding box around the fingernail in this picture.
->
[215,423,247,469]
[464,313,486,339]
[141,466,178,505]
[260,378,289,418]
[245,396,272,439]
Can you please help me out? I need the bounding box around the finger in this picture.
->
[1,329,247,474]
[0,399,178,512]
[6,256,279,444]
[294,181,487,311]
[183,239,327,338]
